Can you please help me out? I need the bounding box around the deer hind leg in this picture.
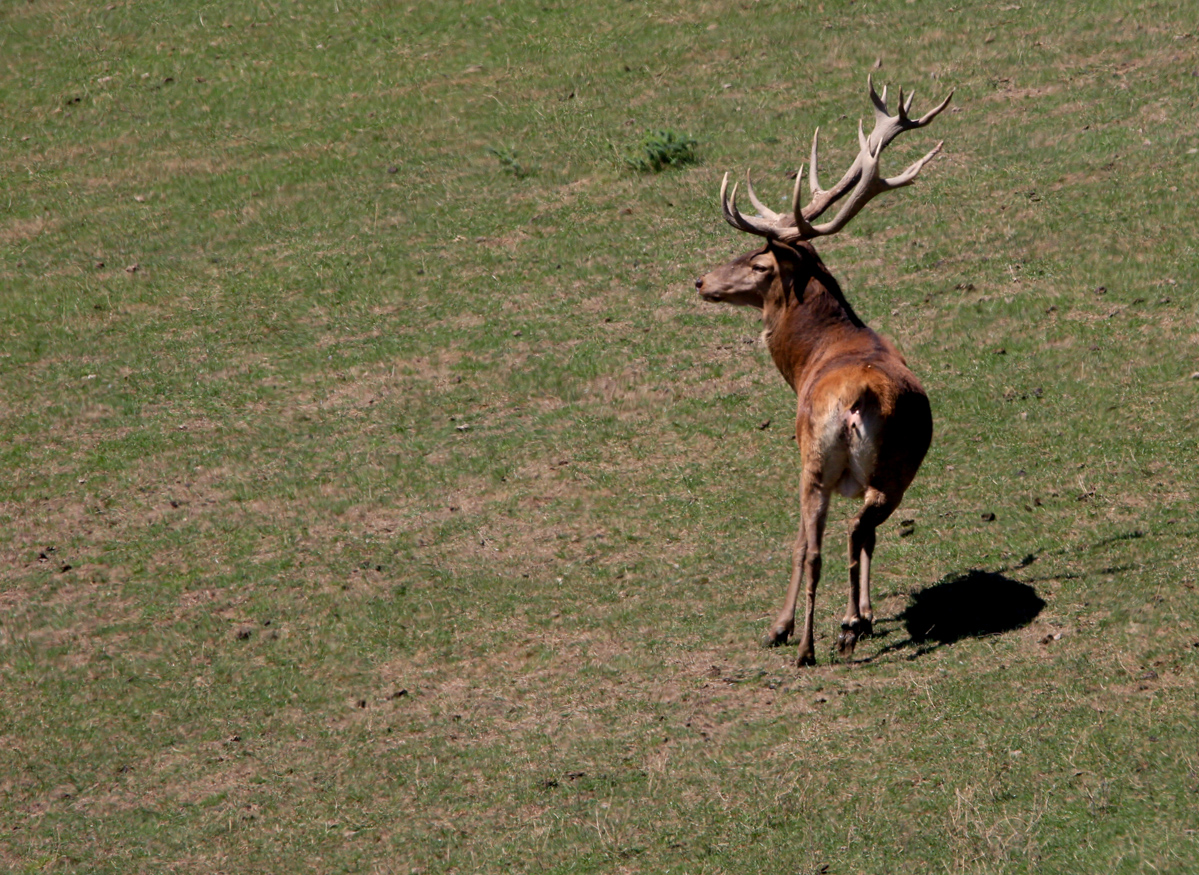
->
[838,487,901,658]
[794,471,831,667]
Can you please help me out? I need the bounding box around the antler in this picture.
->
[719,75,953,243]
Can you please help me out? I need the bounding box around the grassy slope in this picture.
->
[2,0,1198,872]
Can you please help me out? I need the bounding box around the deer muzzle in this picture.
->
[695,276,722,302]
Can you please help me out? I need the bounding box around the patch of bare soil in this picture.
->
[0,214,61,245]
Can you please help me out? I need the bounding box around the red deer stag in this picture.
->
[695,76,951,666]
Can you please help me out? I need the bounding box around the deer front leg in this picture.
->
[764,516,806,647]
[795,474,830,667]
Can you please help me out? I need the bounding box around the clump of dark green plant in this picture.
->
[485,145,535,178]
[626,129,699,173]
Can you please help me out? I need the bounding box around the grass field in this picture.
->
[3,0,1199,872]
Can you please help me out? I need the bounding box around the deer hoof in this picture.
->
[763,624,792,648]
[796,646,816,667]
[840,617,873,640]
[837,628,858,658]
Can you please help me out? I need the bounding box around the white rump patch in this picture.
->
[819,401,881,498]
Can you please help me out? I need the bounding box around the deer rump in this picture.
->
[801,360,914,500]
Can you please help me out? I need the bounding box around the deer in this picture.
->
[694,76,951,666]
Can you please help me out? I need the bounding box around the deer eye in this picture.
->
[751,263,770,273]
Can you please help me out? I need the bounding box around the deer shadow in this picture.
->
[865,569,1046,661]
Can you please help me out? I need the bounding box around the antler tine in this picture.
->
[914,88,954,126]
[791,164,819,238]
[884,140,944,187]
[719,173,742,230]
[719,173,749,232]
[745,172,784,222]
[895,86,908,123]
[868,74,888,118]
[719,172,790,239]
[802,124,864,223]
[808,128,822,195]
[858,116,875,160]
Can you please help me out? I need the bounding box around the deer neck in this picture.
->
[763,273,864,392]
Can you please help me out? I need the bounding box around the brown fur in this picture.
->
[696,240,931,665]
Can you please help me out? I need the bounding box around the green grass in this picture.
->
[3,0,1199,872]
